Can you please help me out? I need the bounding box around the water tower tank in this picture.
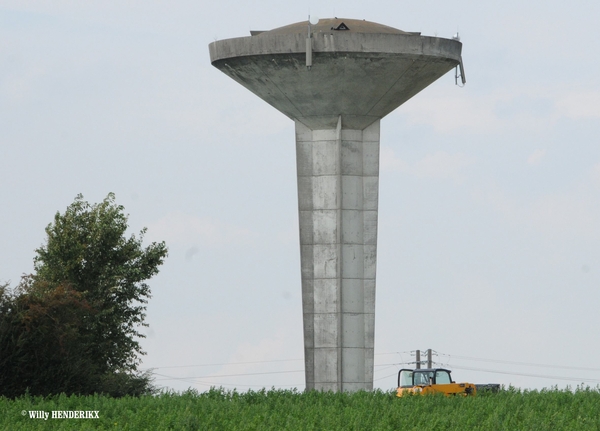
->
[209,18,464,392]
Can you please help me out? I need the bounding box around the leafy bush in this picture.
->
[0,194,167,398]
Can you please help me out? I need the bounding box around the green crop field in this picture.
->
[1,386,599,430]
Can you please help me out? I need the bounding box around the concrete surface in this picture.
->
[297,117,379,391]
[209,18,463,391]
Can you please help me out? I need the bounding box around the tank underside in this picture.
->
[210,29,462,129]
[212,51,457,130]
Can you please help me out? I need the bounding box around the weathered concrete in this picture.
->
[209,19,462,130]
[297,116,379,391]
[209,18,463,391]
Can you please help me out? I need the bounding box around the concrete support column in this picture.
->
[296,116,379,392]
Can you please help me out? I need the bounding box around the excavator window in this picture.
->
[435,370,452,384]
[398,370,413,388]
[398,368,456,388]
[414,371,434,385]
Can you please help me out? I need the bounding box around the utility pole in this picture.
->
[414,349,435,368]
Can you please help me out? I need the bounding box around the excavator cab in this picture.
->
[396,368,476,397]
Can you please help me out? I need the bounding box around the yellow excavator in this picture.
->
[396,368,477,397]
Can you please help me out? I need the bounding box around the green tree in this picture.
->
[0,193,167,397]
[34,193,168,374]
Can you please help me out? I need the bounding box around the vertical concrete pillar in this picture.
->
[296,116,379,392]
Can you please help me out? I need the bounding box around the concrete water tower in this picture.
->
[209,18,464,392]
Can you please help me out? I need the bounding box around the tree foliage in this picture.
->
[0,278,99,396]
[0,193,167,397]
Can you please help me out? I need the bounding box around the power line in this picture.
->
[374,364,399,374]
[153,370,305,381]
[375,351,413,356]
[376,364,600,385]
[450,365,600,384]
[141,358,304,371]
[151,363,403,388]
[374,372,398,382]
[152,370,306,390]
[439,352,600,372]
[147,350,600,388]
[142,352,410,372]
[386,350,600,385]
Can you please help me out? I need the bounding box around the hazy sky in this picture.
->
[1,0,599,392]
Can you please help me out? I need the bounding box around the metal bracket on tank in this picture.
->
[455,60,466,87]
[451,32,466,87]
[306,17,313,70]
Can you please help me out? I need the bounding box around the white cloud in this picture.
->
[146,212,258,246]
[525,193,597,238]
[476,168,600,240]
[201,326,304,390]
[380,147,410,172]
[277,218,299,244]
[227,330,288,365]
[412,151,475,181]
[401,89,501,134]
[555,90,600,120]
[381,147,475,182]
[591,162,600,187]
[399,86,600,137]
[527,149,546,166]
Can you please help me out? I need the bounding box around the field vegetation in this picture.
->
[2,386,599,430]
